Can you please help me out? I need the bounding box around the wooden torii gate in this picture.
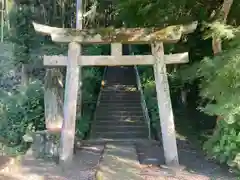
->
[32,21,198,167]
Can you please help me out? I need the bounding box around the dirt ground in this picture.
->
[136,140,237,180]
[0,144,104,180]
[0,140,238,180]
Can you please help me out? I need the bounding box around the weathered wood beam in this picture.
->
[43,53,188,66]
[111,43,122,56]
[60,42,80,165]
[32,21,198,44]
[76,0,83,120]
[151,42,179,167]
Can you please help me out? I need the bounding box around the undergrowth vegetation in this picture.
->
[0,66,103,155]
[0,81,44,155]
[0,43,103,155]
[76,66,103,139]
[198,34,240,173]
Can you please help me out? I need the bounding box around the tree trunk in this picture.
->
[44,68,64,132]
[212,0,233,55]
[212,0,233,122]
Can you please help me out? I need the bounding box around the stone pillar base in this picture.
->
[31,130,60,163]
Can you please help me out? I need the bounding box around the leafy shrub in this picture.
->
[76,67,103,139]
[0,65,103,154]
[203,120,240,173]
[194,34,240,172]
[0,81,45,154]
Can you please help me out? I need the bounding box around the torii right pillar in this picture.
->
[152,42,179,167]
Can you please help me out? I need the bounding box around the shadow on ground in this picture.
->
[0,140,237,180]
[136,139,237,180]
[0,156,15,170]
[0,174,19,180]
[0,144,105,180]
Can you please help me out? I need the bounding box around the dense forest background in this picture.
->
[0,0,239,174]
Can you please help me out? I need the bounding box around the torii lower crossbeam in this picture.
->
[44,53,188,66]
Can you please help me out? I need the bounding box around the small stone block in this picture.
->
[142,158,160,165]
[160,164,186,172]
[31,130,61,163]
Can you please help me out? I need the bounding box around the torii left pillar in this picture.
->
[60,42,81,166]
[60,0,83,166]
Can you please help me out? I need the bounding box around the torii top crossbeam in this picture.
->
[32,21,198,44]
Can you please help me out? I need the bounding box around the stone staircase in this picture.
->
[90,66,149,140]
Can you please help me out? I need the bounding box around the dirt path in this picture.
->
[0,143,105,180]
[136,140,237,180]
[0,140,237,180]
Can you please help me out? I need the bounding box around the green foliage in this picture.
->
[0,81,45,155]
[0,43,15,77]
[8,4,40,65]
[137,66,160,137]
[76,114,91,139]
[115,0,210,27]
[74,45,104,139]
[202,21,239,40]
[203,120,240,173]
[185,30,240,172]
[76,67,103,139]
[194,33,240,122]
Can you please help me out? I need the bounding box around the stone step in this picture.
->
[101,92,141,99]
[100,97,140,102]
[84,139,156,144]
[103,83,136,86]
[92,125,147,132]
[96,106,143,111]
[96,111,144,116]
[94,120,146,126]
[135,143,163,166]
[95,115,144,120]
[96,107,142,111]
[102,86,137,91]
[100,93,140,97]
[101,93,139,96]
[96,111,143,116]
[96,115,145,119]
[102,89,138,93]
[91,66,147,140]
[101,91,140,95]
[99,103,142,108]
[96,143,143,180]
[102,83,136,86]
[100,99,141,103]
[91,131,148,139]
[99,99,141,103]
